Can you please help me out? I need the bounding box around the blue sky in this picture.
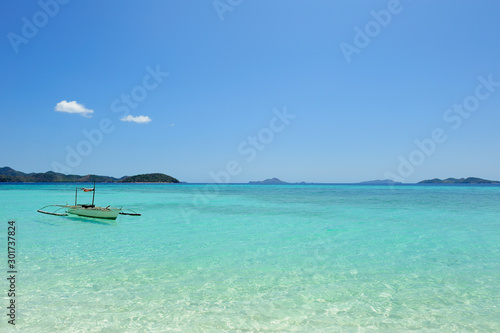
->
[1,0,499,183]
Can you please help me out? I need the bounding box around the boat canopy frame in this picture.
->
[75,182,96,207]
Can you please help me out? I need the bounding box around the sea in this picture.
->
[1,183,499,332]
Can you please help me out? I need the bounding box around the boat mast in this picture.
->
[75,187,78,205]
[92,181,96,206]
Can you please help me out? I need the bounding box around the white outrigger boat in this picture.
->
[37,183,140,220]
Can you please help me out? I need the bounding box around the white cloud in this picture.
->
[121,115,152,124]
[55,100,94,117]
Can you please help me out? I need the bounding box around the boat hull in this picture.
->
[68,206,120,220]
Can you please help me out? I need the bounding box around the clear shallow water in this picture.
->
[1,183,499,332]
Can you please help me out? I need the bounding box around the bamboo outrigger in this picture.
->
[37,182,141,220]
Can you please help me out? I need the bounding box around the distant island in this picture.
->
[419,177,500,184]
[249,177,288,185]
[358,179,402,185]
[248,178,315,185]
[119,173,179,183]
[0,167,180,183]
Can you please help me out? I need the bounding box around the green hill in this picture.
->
[0,167,179,183]
[419,177,500,184]
[119,173,180,183]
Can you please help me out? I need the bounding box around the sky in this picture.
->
[1,0,499,183]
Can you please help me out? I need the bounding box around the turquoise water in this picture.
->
[1,184,499,332]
